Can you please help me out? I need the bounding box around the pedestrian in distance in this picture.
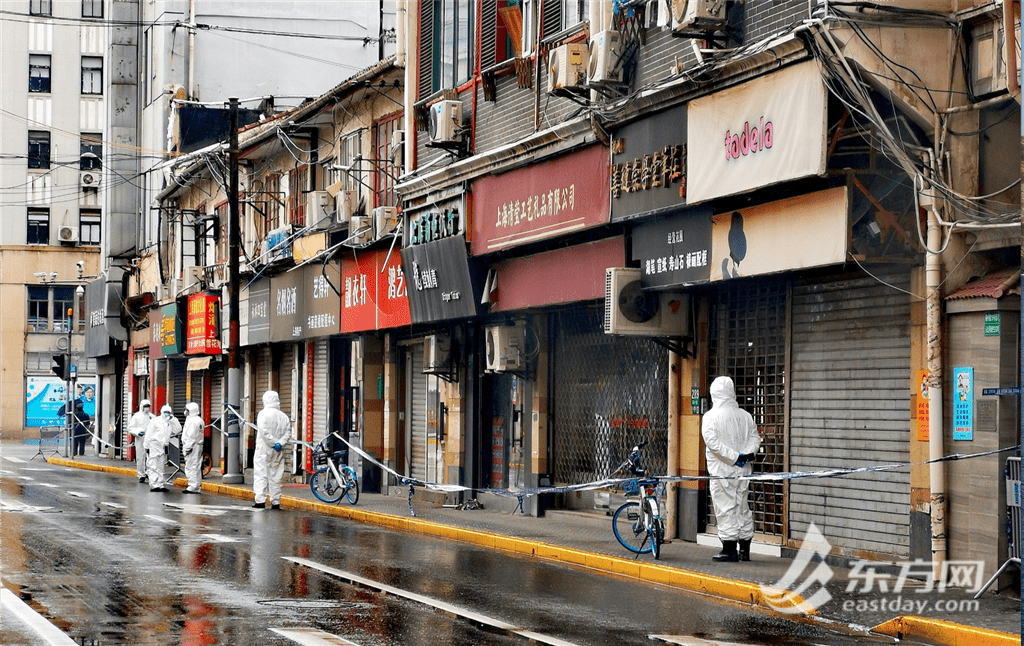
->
[701,376,761,563]
[253,390,290,510]
[181,402,204,494]
[145,405,180,492]
[66,399,90,458]
[128,399,153,482]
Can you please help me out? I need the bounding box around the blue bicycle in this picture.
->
[611,441,664,559]
[310,436,359,505]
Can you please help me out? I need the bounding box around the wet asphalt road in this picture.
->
[0,448,913,646]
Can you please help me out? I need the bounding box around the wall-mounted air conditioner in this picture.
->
[423,333,451,373]
[80,171,101,189]
[373,206,400,238]
[428,100,462,146]
[547,42,589,94]
[348,214,373,246]
[604,267,689,336]
[336,189,357,225]
[589,30,623,86]
[58,226,78,244]
[305,191,333,229]
[670,0,727,32]
[262,225,293,262]
[485,321,526,373]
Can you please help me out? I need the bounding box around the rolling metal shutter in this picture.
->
[408,345,427,482]
[279,344,294,419]
[189,370,204,410]
[312,340,329,447]
[789,273,911,556]
[255,346,271,404]
[172,361,187,418]
[210,365,224,467]
[552,304,669,485]
[121,363,131,456]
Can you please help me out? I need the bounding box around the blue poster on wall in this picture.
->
[952,367,974,441]
[25,376,97,427]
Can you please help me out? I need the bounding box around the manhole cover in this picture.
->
[257,599,365,610]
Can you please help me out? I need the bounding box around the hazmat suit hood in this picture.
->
[140,399,151,409]
[262,390,282,410]
[185,402,200,417]
[160,405,173,416]
[710,376,738,409]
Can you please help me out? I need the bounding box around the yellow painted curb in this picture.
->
[872,616,1019,646]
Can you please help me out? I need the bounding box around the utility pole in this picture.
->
[223,98,243,484]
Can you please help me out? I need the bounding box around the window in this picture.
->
[80,210,101,246]
[53,287,75,333]
[27,209,49,244]
[80,134,102,170]
[264,174,282,231]
[28,131,50,169]
[374,115,400,208]
[288,165,309,226]
[214,201,228,262]
[426,1,474,94]
[339,131,364,210]
[81,57,103,95]
[29,0,51,16]
[82,0,103,18]
[29,54,51,93]
[28,287,49,332]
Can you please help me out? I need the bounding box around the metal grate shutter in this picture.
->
[408,345,427,481]
[789,273,911,556]
[121,362,131,456]
[418,1,434,99]
[312,340,329,447]
[552,305,668,485]
[279,344,294,419]
[480,2,497,70]
[540,0,562,39]
[172,361,188,418]
[189,370,204,409]
[707,279,788,537]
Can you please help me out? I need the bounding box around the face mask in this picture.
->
[163,412,171,419]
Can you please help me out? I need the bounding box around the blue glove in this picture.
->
[273,442,282,452]
[138,431,145,437]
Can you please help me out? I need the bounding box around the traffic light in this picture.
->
[51,354,68,380]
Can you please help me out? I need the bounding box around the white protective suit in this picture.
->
[145,405,181,490]
[701,376,761,541]
[253,391,291,506]
[128,399,153,479]
[181,402,205,492]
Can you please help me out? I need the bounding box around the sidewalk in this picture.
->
[38,446,1020,646]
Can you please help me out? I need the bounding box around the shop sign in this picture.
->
[710,187,847,281]
[610,105,688,221]
[471,144,610,255]
[687,60,827,203]
[186,293,222,355]
[160,302,184,355]
[408,207,461,247]
[303,260,341,338]
[915,369,929,441]
[148,309,164,359]
[952,367,974,441]
[270,269,303,342]
[340,248,411,333]
[984,311,1000,336]
[84,277,109,358]
[244,278,271,345]
[401,234,484,324]
[632,207,712,288]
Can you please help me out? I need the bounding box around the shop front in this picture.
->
[241,277,271,468]
[185,292,223,472]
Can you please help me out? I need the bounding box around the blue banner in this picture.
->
[952,367,973,441]
[25,376,97,427]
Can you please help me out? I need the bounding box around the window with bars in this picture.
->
[339,131,364,210]
[80,134,102,170]
[81,56,103,95]
[27,209,49,244]
[28,131,50,169]
[287,166,308,226]
[80,210,101,246]
[29,54,51,93]
[82,0,103,17]
[29,0,51,15]
[374,115,401,208]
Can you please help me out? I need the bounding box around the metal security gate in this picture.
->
[552,305,669,485]
[407,345,427,481]
[172,360,188,418]
[189,370,204,410]
[312,340,329,445]
[210,365,224,469]
[255,346,271,403]
[279,344,295,419]
[789,273,911,555]
[706,279,788,538]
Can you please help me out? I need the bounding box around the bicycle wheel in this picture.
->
[310,468,344,503]
[612,502,653,554]
[342,467,359,505]
[648,499,662,560]
[202,452,212,477]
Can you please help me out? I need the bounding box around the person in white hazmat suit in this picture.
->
[253,390,291,509]
[181,402,204,494]
[128,399,153,482]
[701,376,761,562]
[145,405,180,492]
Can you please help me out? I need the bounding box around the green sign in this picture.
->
[984,311,1000,336]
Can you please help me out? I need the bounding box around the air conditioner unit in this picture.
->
[604,267,689,336]
[670,0,727,32]
[58,226,78,244]
[589,30,623,86]
[348,214,373,246]
[485,321,526,373]
[305,191,333,229]
[80,171,101,189]
[336,189,357,225]
[373,206,400,238]
[390,130,405,167]
[423,333,451,373]
[428,100,462,145]
[547,42,589,94]
[262,225,293,262]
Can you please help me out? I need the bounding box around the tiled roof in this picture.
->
[946,267,1021,300]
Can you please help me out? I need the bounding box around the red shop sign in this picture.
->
[186,293,221,355]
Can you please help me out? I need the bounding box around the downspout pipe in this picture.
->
[187,0,196,100]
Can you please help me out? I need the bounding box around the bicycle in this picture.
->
[309,435,359,505]
[610,440,664,559]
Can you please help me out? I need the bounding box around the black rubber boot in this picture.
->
[738,539,752,562]
[713,540,739,562]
